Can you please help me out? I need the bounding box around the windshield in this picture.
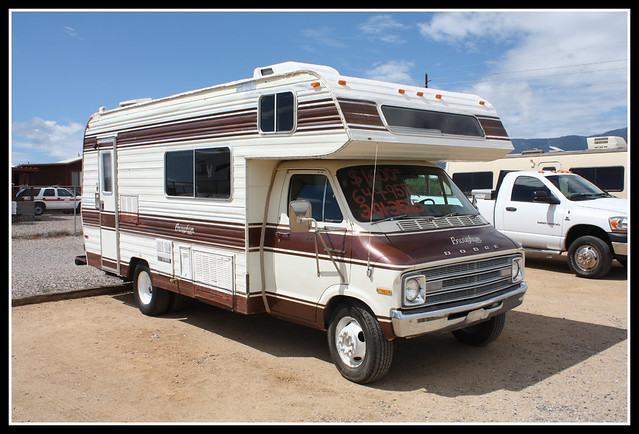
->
[546,174,611,201]
[336,165,478,222]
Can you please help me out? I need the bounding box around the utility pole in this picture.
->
[424,73,428,88]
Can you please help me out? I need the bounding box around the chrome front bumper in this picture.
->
[391,282,527,338]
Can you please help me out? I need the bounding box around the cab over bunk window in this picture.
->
[381,105,485,137]
[165,147,231,199]
[259,91,295,133]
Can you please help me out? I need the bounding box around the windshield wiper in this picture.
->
[569,193,609,201]
[373,214,411,224]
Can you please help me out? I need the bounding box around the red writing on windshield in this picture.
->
[345,167,424,220]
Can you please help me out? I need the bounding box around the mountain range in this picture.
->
[510,127,628,154]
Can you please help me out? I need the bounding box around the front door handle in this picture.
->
[505,206,517,212]
[275,231,290,241]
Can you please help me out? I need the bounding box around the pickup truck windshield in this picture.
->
[337,165,478,222]
[546,174,612,201]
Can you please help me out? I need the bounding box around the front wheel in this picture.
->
[133,263,172,316]
[327,303,393,384]
[567,235,612,279]
[452,313,506,346]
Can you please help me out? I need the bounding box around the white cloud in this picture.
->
[418,11,628,138]
[12,117,84,165]
[359,14,406,44]
[365,60,415,85]
[63,25,82,40]
[302,27,346,49]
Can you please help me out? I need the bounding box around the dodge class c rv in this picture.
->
[77,62,527,383]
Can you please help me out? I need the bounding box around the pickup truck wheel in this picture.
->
[327,303,393,384]
[567,235,612,279]
[133,263,172,316]
[452,313,506,346]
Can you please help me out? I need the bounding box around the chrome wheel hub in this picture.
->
[335,316,366,368]
[137,271,153,305]
[575,245,599,271]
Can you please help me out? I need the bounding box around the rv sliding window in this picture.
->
[165,147,231,199]
[569,166,624,192]
[259,91,295,133]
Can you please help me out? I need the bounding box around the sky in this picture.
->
[10,9,629,165]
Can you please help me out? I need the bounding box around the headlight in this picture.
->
[511,256,524,283]
[609,216,628,232]
[403,275,426,306]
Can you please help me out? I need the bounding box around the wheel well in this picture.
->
[126,257,148,281]
[323,296,368,330]
[565,225,610,250]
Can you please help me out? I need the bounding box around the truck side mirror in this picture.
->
[533,190,560,204]
[288,200,314,232]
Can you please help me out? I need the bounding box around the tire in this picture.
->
[327,302,393,384]
[132,263,172,316]
[567,235,612,279]
[452,313,506,346]
[34,202,45,216]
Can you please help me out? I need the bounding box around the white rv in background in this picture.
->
[447,136,628,198]
[77,62,527,383]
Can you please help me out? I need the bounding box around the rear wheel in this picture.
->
[34,202,45,216]
[327,302,393,384]
[452,313,506,346]
[133,263,172,316]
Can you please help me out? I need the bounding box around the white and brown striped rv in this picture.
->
[77,61,527,383]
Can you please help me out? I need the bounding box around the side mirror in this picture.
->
[288,200,314,232]
[533,190,560,204]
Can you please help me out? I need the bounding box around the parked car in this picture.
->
[16,187,81,216]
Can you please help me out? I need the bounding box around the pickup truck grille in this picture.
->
[410,254,522,309]
[396,214,486,231]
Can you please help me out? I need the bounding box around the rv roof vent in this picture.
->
[119,98,152,108]
[586,136,627,150]
[253,61,340,79]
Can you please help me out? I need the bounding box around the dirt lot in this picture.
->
[11,254,628,424]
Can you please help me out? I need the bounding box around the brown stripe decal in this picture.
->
[82,209,246,251]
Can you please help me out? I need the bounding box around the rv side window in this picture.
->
[259,92,295,133]
[165,147,231,199]
[288,174,343,223]
[101,152,113,194]
[165,150,194,196]
[452,171,493,196]
[569,166,624,192]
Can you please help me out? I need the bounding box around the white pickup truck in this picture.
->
[473,171,627,278]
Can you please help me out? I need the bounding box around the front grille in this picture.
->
[396,214,486,231]
[406,254,522,309]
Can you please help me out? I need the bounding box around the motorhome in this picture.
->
[446,136,628,199]
[76,61,527,383]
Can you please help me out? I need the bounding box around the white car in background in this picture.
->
[15,187,81,216]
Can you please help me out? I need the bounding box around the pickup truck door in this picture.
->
[497,175,566,251]
[266,169,351,325]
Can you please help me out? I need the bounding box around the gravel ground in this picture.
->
[11,213,125,298]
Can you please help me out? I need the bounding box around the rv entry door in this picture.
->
[97,138,120,273]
